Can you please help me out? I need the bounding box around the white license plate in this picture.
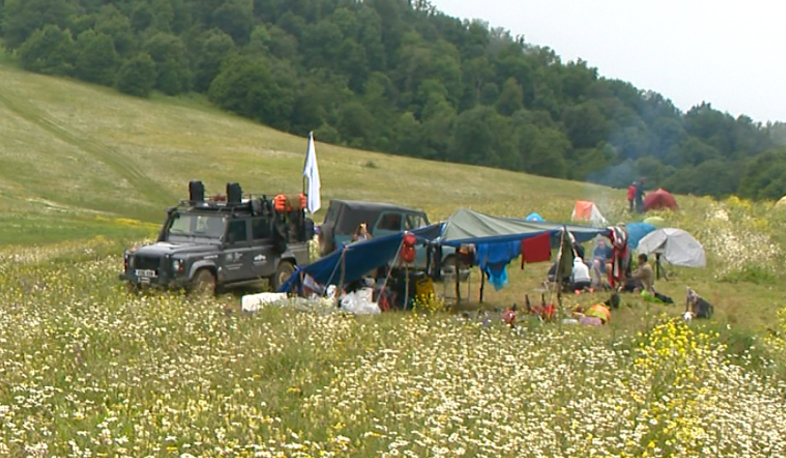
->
[135,269,158,278]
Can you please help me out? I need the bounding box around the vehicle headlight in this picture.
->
[172,259,184,273]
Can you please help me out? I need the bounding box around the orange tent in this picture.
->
[571,201,608,226]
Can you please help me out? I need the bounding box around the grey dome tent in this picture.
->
[636,228,706,268]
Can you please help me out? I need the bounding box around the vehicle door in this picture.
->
[405,212,429,268]
[249,216,278,278]
[319,201,342,254]
[222,219,253,282]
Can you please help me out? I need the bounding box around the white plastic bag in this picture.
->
[241,292,287,312]
[340,288,380,315]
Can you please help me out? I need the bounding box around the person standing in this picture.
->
[634,179,645,214]
[627,182,636,213]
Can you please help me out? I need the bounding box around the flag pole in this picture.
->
[303,131,311,196]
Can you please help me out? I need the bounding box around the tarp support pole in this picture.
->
[404,265,410,310]
[557,228,566,332]
[335,248,346,308]
[656,254,661,280]
[479,270,485,303]
[454,256,461,304]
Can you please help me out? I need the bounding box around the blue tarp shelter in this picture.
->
[278,207,608,293]
[278,224,439,293]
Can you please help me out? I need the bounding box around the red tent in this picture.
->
[643,188,678,212]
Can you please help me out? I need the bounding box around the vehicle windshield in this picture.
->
[166,212,226,239]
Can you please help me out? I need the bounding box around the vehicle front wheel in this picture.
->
[189,269,216,297]
[270,261,295,291]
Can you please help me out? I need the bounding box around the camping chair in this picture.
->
[441,264,472,304]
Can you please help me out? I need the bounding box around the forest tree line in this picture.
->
[3,0,786,200]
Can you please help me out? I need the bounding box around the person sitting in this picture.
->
[547,261,570,286]
[592,239,612,271]
[622,253,654,293]
[351,222,372,242]
[591,239,613,288]
[547,261,558,283]
[571,257,592,292]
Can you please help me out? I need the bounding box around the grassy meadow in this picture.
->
[2,64,786,456]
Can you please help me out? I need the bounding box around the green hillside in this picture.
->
[5,0,786,202]
[0,62,620,242]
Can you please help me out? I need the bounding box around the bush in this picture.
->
[74,30,119,86]
[18,24,74,75]
[116,53,156,97]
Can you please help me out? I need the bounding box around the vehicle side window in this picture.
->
[251,217,271,240]
[377,213,402,231]
[227,220,248,243]
[405,214,426,230]
[202,216,225,237]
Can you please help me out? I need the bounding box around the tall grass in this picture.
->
[1,245,785,456]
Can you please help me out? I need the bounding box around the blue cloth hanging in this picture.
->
[483,263,509,290]
[475,241,521,291]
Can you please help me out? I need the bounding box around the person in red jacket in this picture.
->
[627,182,636,213]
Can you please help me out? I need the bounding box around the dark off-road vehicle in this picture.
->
[119,181,312,295]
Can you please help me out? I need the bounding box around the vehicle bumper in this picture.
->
[118,272,188,290]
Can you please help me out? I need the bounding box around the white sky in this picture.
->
[433,0,786,123]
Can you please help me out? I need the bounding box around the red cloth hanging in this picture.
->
[520,232,551,269]
[608,227,629,287]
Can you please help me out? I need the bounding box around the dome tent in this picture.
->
[643,189,678,212]
[526,213,544,221]
[637,228,705,268]
[643,216,666,228]
[625,222,657,249]
[570,201,607,227]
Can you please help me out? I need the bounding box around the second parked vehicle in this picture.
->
[317,199,467,278]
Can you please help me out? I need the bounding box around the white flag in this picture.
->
[303,131,321,214]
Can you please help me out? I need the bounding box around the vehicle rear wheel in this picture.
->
[190,269,216,297]
[270,261,295,291]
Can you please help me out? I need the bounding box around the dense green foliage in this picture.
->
[3,0,786,199]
